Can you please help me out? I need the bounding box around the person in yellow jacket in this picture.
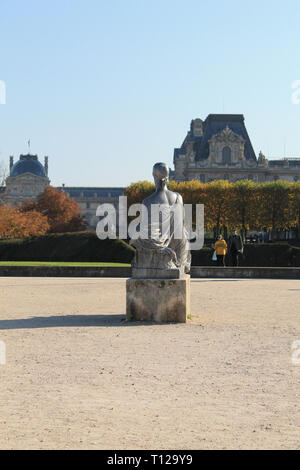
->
[214,234,227,267]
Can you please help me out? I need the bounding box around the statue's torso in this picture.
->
[130,186,190,279]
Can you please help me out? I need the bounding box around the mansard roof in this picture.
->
[57,187,125,198]
[174,114,257,162]
[269,159,300,167]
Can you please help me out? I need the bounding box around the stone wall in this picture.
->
[0,265,299,279]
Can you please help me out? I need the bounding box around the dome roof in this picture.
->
[10,154,46,178]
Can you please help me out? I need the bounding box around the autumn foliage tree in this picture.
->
[256,181,292,232]
[125,179,300,238]
[20,186,86,233]
[0,186,86,239]
[229,180,258,236]
[125,180,207,207]
[168,180,206,206]
[125,181,155,207]
[203,180,232,235]
[288,182,300,237]
[0,205,49,239]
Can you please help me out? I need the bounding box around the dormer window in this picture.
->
[222,146,232,164]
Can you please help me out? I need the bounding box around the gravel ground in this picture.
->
[0,277,299,450]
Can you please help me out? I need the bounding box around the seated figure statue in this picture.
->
[130,162,191,279]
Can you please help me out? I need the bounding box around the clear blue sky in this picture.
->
[0,0,300,187]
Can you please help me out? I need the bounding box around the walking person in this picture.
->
[214,234,227,267]
[228,228,243,267]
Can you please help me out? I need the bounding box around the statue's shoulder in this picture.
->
[169,190,183,204]
[142,193,156,206]
[142,190,182,206]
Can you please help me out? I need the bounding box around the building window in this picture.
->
[222,146,231,164]
[24,185,31,195]
[199,174,205,183]
[294,176,299,182]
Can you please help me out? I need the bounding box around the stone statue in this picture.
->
[258,151,266,162]
[130,162,191,279]
[188,151,195,163]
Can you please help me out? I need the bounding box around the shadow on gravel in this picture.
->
[0,314,173,329]
[191,279,245,282]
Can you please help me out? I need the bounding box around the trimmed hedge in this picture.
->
[0,233,299,266]
[192,243,300,267]
[0,232,135,263]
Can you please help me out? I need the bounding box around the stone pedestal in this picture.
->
[126,276,190,323]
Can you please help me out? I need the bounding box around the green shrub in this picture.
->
[1,233,299,266]
[0,232,135,263]
[192,243,300,267]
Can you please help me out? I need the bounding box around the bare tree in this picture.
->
[0,161,7,206]
[0,161,7,187]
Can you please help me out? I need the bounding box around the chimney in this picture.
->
[9,156,14,174]
[191,119,203,137]
[44,156,48,176]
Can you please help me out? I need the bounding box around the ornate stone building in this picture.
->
[2,115,300,231]
[3,154,50,205]
[1,153,125,229]
[171,114,300,183]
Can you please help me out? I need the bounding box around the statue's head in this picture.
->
[153,162,169,184]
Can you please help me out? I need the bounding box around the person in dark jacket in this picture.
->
[228,229,243,267]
